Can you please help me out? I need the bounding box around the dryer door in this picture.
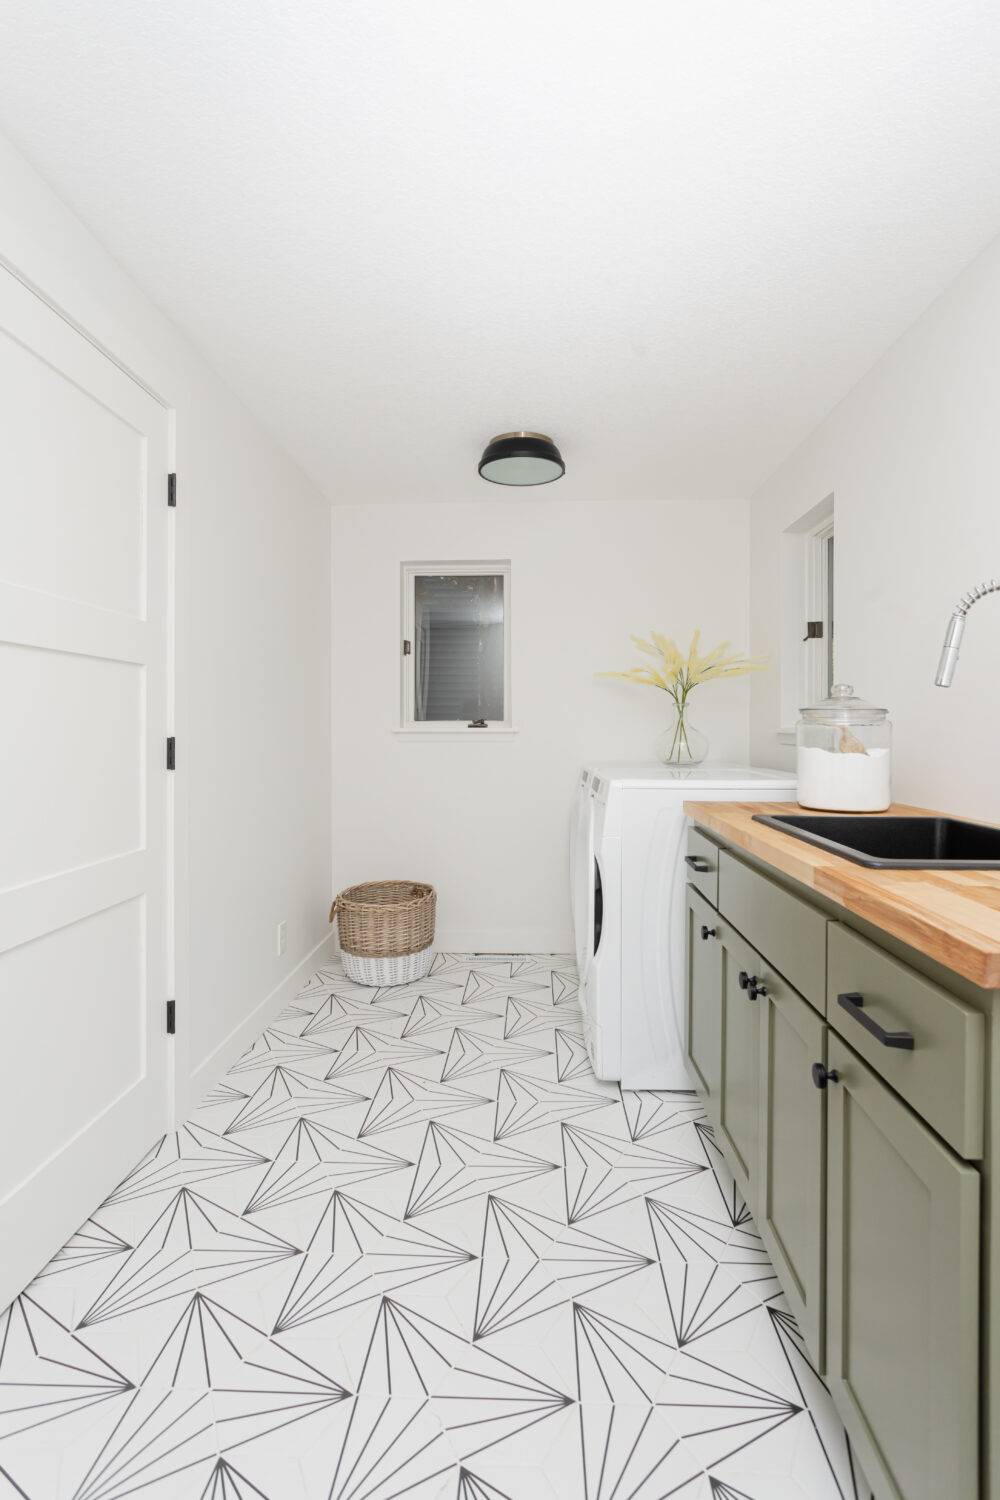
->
[571,776,595,978]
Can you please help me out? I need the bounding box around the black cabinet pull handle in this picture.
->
[700,925,717,941]
[685,854,710,872]
[837,991,914,1050]
[811,1062,839,1090]
[738,970,750,990]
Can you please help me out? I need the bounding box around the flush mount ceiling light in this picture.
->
[478,431,565,486]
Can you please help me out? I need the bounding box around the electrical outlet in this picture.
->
[276,920,287,958]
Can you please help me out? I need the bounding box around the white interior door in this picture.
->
[0,267,171,1306]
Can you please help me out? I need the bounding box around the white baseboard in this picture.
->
[185,929,339,1111]
[434,928,574,956]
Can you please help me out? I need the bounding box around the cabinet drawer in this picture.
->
[718,851,827,1009]
[827,923,984,1159]
[685,826,720,907]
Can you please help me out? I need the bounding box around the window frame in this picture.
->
[397,559,514,736]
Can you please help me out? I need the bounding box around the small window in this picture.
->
[400,561,511,731]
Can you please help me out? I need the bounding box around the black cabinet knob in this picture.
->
[700,925,717,941]
[738,970,765,1000]
[811,1062,839,1090]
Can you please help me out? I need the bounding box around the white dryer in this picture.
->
[572,763,796,1089]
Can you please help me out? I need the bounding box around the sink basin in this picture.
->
[752,813,1000,869]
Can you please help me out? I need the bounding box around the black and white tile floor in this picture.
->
[0,954,874,1499]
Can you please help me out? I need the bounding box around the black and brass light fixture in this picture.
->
[477,431,565,486]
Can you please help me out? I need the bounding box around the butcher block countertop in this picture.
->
[683,800,1000,990]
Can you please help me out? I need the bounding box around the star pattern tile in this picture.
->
[0,954,872,1499]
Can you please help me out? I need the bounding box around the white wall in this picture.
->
[332,498,751,953]
[0,132,333,1114]
[749,233,1000,821]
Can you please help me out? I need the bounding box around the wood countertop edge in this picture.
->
[683,799,1000,991]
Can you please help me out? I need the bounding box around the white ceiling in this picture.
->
[3,1,1000,504]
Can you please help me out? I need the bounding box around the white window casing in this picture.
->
[397,560,514,737]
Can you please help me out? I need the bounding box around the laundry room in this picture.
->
[5,7,1000,1500]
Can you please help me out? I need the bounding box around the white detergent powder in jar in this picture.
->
[796,684,892,812]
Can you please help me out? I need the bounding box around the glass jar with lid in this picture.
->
[796,683,892,812]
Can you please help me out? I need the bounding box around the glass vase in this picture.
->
[654,702,708,766]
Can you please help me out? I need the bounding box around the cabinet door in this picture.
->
[757,971,826,1366]
[826,1035,980,1500]
[685,885,722,1119]
[717,923,762,1208]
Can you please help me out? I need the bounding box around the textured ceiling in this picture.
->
[3,1,1000,503]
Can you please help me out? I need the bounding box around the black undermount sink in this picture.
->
[752,813,1000,869]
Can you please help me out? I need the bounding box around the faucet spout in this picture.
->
[935,613,965,687]
[935,578,1000,687]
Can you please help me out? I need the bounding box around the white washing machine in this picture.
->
[571,763,797,1089]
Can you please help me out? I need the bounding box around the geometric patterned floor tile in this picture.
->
[227,1027,335,1075]
[403,996,504,1041]
[0,953,867,1500]
[404,1122,559,1219]
[324,1025,444,1079]
[646,1196,781,1347]
[441,1030,551,1083]
[357,1068,490,1139]
[553,1029,593,1081]
[0,1296,132,1441]
[223,1066,368,1136]
[561,1123,707,1223]
[101,1125,268,1205]
[243,1119,413,1214]
[273,1191,474,1331]
[493,1070,616,1140]
[77,1189,300,1326]
[30,1220,131,1282]
[621,1087,705,1143]
[473,1196,652,1340]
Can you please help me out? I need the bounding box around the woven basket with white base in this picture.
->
[329,880,436,987]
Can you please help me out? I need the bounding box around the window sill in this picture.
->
[391,726,519,741]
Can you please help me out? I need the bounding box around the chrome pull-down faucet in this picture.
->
[935,578,1000,686]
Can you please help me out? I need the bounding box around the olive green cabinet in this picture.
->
[826,1034,980,1500]
[683,828,985,1500]
[756,967,826,1365]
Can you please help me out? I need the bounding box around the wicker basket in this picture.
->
[329,880,436,986]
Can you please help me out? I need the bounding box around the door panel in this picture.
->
[0,644,142,889]
[717,924,761,1206]
[826,1035,979,1500]
[685,885,721,1117]
[0,325,144,616]
[0,268,170,1306]
[758,971,826,1365]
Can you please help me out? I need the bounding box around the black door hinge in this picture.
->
[166,736,176,770]
[402,639,412,656]
[166,999,176,1035]
[167,473,177,508]
[803,620,824,641]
